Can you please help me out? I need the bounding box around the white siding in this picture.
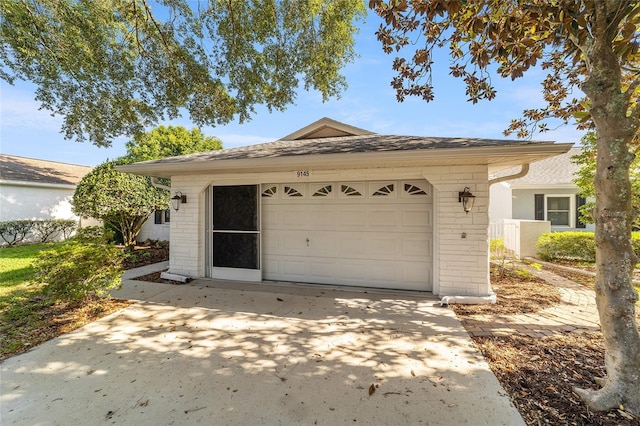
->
[168,165,491,297]
[0,183,78,221]
[423,165,490,297]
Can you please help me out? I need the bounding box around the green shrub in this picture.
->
[0,220,34,246]
[537,231,640,262]
[0,219,78,245]
[33,227,124,300]
[32,219,77,242]
[536,232,596,262]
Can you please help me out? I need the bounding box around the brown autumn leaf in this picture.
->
[368,384,376,396]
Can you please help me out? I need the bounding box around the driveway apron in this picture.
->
[1,278,524,425]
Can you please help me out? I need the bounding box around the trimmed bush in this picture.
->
[536,232,597,262]
[0,219,78,245]
[32,219,77,242]
[0,220,34,246]
[33,227,124,300]
[537,231,640,262]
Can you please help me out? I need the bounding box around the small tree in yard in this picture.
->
[73,160,167,247]
[370,0,640,415]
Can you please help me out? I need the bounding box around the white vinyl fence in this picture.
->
[489,219,550,259]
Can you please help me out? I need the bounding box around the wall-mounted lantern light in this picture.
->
[458,187,475,214]
[171,191,187,211]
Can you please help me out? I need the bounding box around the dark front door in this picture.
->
[212,185,259,270]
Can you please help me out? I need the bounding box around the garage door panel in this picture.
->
[338,261,369,282]
[339,209,367,228]
[307,233,339,256]
[368,209,400,228]
[262,180,433,291]
[367,263,399,283]
[367,237,399,257]
[309,260,337,282]
[402,262,431,284]
[309,210,337,227]
[402,236,431,257]
[339,237,368,257]
[402,209,431,228]
[281,210,310,227]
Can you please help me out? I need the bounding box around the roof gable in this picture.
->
[279,117,374,140]
[116,117,573,177]
[0,154,92,186]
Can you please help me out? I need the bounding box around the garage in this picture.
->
[261,180,433,291]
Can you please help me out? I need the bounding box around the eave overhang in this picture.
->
[116,142,573,179]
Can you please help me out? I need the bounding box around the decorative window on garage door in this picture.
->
[311,184,333,197]
[261,186,277,198]
[339,182,364,198]
[283,185,304,198]
[370,182,396,197]
[403,182,428,196]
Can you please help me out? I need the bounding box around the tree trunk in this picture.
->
[574,21,640,415]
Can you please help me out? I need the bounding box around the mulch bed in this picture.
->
[452,263,639,425]
[452,268,561,316]
[132,270,174,284]
[473,333,639,425]
[121,244,170,270]
[0,296,130,361]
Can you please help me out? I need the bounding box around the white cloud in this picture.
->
[0,84,63,131]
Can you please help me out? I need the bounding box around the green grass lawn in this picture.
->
[0,243,50,302]
[0,243,55,356]
[0,242,130,360]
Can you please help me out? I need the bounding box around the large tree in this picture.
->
[370,0,640,414]
[125,125,222,163]
[573,131,640,229]
[0,0,365,146]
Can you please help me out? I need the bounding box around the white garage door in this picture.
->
[262,180,433,291]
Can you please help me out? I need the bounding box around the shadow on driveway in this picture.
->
[1,279,524,425]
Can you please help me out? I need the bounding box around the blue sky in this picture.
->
[0,13,585,167]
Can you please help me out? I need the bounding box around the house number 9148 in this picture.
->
[296,170,310,178]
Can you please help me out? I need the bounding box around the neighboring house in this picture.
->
[0,154,93,225]
[0,154,170,243]
[490,147,592,232]
[118,117,571,297]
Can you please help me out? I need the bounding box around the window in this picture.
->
[154,209,170,224]
[546,196,571,226]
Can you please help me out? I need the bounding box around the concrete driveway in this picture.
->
[1,277,524,425]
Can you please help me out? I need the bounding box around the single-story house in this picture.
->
[118,117,571,296]
[490,147,593,233]
[0,154,92,224]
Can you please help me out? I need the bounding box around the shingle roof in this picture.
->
[493,147,582,186]
[0,154,92,186]
[135,133,555,166]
